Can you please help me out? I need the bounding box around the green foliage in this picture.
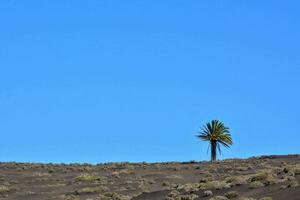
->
[197,120,233,161]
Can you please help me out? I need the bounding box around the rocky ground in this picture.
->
[0,155,299,200]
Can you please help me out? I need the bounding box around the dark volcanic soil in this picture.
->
[0,155,299,200]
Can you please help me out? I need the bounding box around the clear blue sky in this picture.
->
[0,1,299,163]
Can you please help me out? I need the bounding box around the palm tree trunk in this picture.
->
[211,141,217,162]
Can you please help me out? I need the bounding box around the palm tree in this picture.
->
[197,120,233,162]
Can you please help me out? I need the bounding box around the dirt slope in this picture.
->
[0,155,299,200]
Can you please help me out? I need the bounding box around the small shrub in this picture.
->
[205,180,231,190]
[165,189,198,200]
[259,197,272,200]
[0,186,10,194]
[249,171,276,186]
[63,194,80,200]
[162,181,170,187]
[32,172,50,177]
[125,164,135,171]
[102,192,131,200]
[118,168,135,175]
[74,187,101,194]
[283,164,300,176]
[182,194,199,200]
[283,175,296,182]
[249,181,264,189]
[167,190,180,197]
[287,180,299,188]
[199,176,213,183]
[226,176,247,186]
[209,196,229,200]
[249,172,268,182]
[75,173,102,182]
[167,175,184,179]
[236,166,248,171]
[25,191,35,195]
[280,185,287,189]
[225,191,239,199]
[179,183,201,192]
[294,165,300,175]
[238,198,256,200]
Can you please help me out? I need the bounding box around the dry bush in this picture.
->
[44,183,67,188]
[249,170,277,186]
[286,180,299,188]
[178,183,200,192]
[75,173,102,182]
[167,175,184,179]
[225,176,247,186]
[124,164,135,171]
[9,180,19,185]
[294,164,300,175]
[165,192,198,200]
[259,197,272,200]
[282,175,296,182]
[199,174,214,183]
[225,191,239,199]
[35,177,50,182]
[235,165,249,172]
[32,172,51,177]
[282,164,300,176]
[62,194,80,200]
[24,191,35,195]
[114,168,135,176]
[177,194,198,200]
[162,181,171,187]
[74,186,103,195]
[147,179,156,184]
[167,190,180,198]
[99,192,131,200]
[209,196,229,200]
[249,181,264,189]
[137,181,149,192]
[207,180,231,190]
[0,186,10,194]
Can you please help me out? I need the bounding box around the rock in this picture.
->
[204,190,213,197]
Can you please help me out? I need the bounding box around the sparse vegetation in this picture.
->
[249,181,264,189]
[225,191,239,199]
[0,185,10,194]
[75,173,102,182]
[209,196,229,200]
[226,176,247,186]
[74,186,101,194]
[165,192,198,200]
[259,197,272,200]
[100,192,131,200]
[32,172,51,177]
[0,155,298,199]
[249,170,277,186]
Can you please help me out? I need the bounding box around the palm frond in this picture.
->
[197,120,233,161]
